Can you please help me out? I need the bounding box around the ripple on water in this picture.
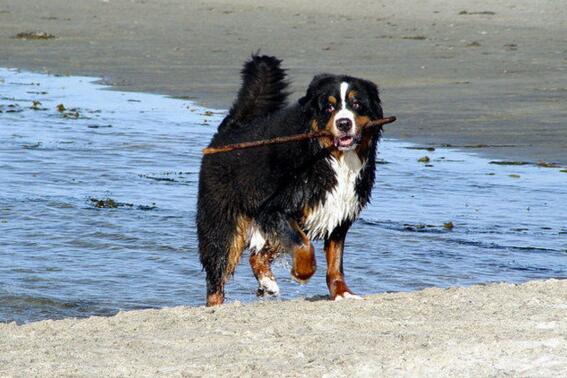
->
[0,67,566,324]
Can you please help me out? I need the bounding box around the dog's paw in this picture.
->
[257,276,280,297]
[333,292,362,301]
[290,243,316,283]
[290,274,310,285]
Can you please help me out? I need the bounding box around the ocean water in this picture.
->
[1,68,566,324]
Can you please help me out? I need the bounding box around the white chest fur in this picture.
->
[305,151,365,239]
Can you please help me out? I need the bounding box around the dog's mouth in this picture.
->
[333,134,361,150]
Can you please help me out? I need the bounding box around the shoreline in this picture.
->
[1,0,566,164]
[2,279,567,376]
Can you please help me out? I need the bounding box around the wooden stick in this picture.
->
[202,116,396,155]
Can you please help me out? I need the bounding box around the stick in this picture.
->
[202,116,396,155]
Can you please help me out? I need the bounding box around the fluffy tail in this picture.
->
[219,54,289,131]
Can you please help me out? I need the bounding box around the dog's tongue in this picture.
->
[334,136,354,148]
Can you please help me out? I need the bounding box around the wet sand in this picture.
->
[1,0,566,163]
[2,279,567,376]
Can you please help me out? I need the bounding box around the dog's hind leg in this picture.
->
[249,247,280,297]
[199,215,249,306]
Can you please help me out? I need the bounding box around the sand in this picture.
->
[2,279,567,376]
[1,1,567,376]
[1,0,566,163]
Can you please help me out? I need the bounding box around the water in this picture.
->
[1,68,566,324]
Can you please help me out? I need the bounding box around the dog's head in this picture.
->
[299,74,383,151]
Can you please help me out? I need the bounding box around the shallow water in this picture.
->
[1,68,566,324]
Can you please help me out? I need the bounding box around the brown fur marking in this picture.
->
[249,248,277,280]
[224,215,250,282]
[207,291,224,307]
[289,220,316,282]
[347,90,359,101]
[325,238,354,299]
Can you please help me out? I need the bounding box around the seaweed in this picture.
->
[56,103,82,119]
[405,146,435,152]
[536,161,560,168]
[13,32,56,40]
[30,101,47,111]
[443,222,454,230]
[459,10,496,15]
[402,35,427,40]
[89,197,157,211]
[90,198,125,209]
[489,161,529,166]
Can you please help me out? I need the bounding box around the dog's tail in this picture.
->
[219,54,289,131]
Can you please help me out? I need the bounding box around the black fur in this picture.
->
[197,55,383,301]
[219,54,289,132]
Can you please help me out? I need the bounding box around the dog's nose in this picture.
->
[336,118,352,132]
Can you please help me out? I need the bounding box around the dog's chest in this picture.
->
[304,152,365,239]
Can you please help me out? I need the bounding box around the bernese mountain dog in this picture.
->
[197,55,384,306]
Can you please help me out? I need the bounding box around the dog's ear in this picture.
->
[360,79,383,118]
[298,74,335,108]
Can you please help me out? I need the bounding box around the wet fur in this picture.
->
[197,54,383,304]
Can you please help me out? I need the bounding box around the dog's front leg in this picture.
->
[324,222,361,300]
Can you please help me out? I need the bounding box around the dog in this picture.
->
[197,55,384,306]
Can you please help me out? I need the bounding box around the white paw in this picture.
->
[334,292,362,301]
[258,277,280,296]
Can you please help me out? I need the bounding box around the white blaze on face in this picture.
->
[333,81,356,136]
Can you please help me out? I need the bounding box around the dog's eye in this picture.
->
[352,100,362,111]
[325,103,335,113]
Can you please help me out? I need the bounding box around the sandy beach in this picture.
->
[2,0,567,376]
[2,279,567,376]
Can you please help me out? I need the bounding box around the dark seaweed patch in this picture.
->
[30,101,47,111]
[405,146,435,152]
[1,104,23,113]
[139,174,177,183]
[90,198,127,209]
[443,222,455,230]
[56,103,83,119]
[402,35,427,40]
[87,124,113,129]
[89,197,156,210]
[22,142,42,149]
[490,161,530,166]
[536,161,560,168]
[459,10,496,15]
[13,32,56,40]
